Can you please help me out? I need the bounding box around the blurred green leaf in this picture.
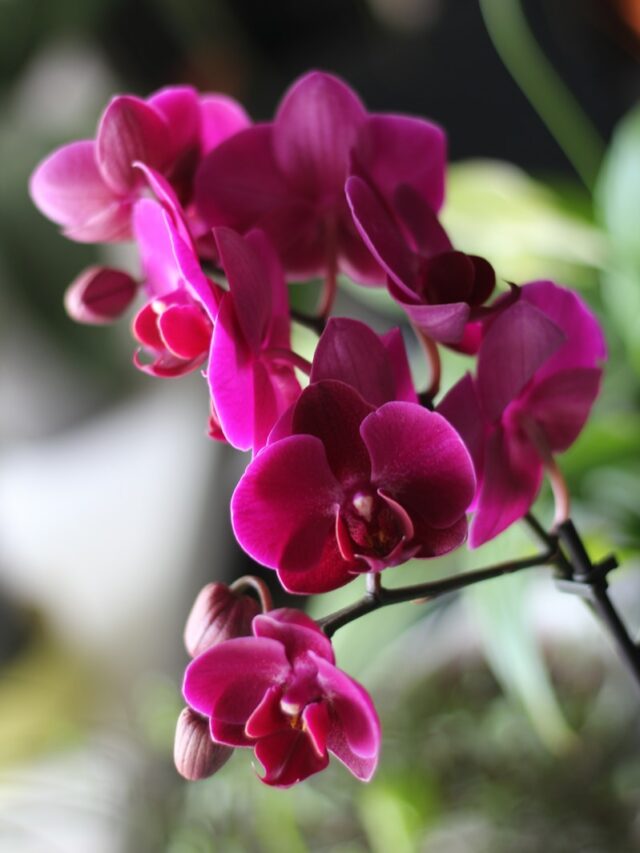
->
[358,781,422,853]
[443,160,606,285]
[465,527,575,753]
[596,103,640,267]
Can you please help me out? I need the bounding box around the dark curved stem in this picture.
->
[319,546,559,638]
[291,308,326,337]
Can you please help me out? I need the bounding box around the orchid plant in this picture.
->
[31,70,630,790]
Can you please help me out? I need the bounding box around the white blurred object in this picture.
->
[0,381,218,672]
[12,39,115,135]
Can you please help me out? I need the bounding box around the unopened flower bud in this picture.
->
[64,266,138,324]
[184,582,260,657]
[174,707,233,781]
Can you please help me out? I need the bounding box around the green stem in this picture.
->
[478,0,605,191]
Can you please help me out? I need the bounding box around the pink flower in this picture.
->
[309,317,418,407]
[207,227,301,452]
[131,196,222,377]
[232,381,476,593]
[195,71,445,284]
[183,608,381,787]
[30,86,249,243]
[439,281,607,547]
[346,176,495,348]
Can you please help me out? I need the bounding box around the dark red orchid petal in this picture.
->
[64,266,137,324]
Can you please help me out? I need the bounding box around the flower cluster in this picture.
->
[30,70,606,788]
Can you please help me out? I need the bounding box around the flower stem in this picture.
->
[478,0,604,191]
[264,347,312,375]
[291,309,326,336]
[230,575,273,612]
[319,546,559,637]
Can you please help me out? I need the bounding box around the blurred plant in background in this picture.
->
[1,0,640,851]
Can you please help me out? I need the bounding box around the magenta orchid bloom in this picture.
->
[232,380,475,594]
[309,317,417,407]
[30,86,249,243]
[208,227,301,453]
[183,608,381,787]
[131,197,222,377]
[439,281,606,547]
[195,71,445,285]
[346,176,495,348]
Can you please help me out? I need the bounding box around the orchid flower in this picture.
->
[131,196,222,377]
[232,380,475,593]
[183,608,380,787]
[30,86,249,243]
[439,281,606,547]
[346,176,495,349]
[207,228,302,453]
[195,70,445,297]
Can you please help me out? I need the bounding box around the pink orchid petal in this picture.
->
[133,302,164,349]
[133,348,202,378]
[312,654,380,781]
[199,94,251,154]
[422,252,476,304]
[392,183,452,254]
[310,318,397,406]
[437,373,486,477]
[183,636,289,742]
[469,426,543,548]
[302,701,331,758]
[133,198,184,297]
[335,511,356,562]
[255,728,329,787]
[521,280,607,378]
[277,534,360,594]
[231,433,344,576]
[133,162,193,244]
[29,140,120,235]
[245,686,287,739]
[519,367,602,452]
[468,255,496,306]
[336,209,386,285]
[253,609,334,665]
[214,227,271,351]
[274,71,367,196]
[378,490,415,540]
[245,229,290,325]
[410,515,469,558]
[252,359,287,453]
[196,125,294,229]
[290,381,374,486]
[157,304,211,359]
[208,294,255,450]
[148,85,200,162]
[64,199,132,242]
[133,197,219,317]
[96,95,171,194]
[358,114,446,213]
[401,301,470,344]
[477,299,566,422]
[345,175,418,294]
[64,266,137,324]
[381,328,418,403]
[361,403,476,529]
